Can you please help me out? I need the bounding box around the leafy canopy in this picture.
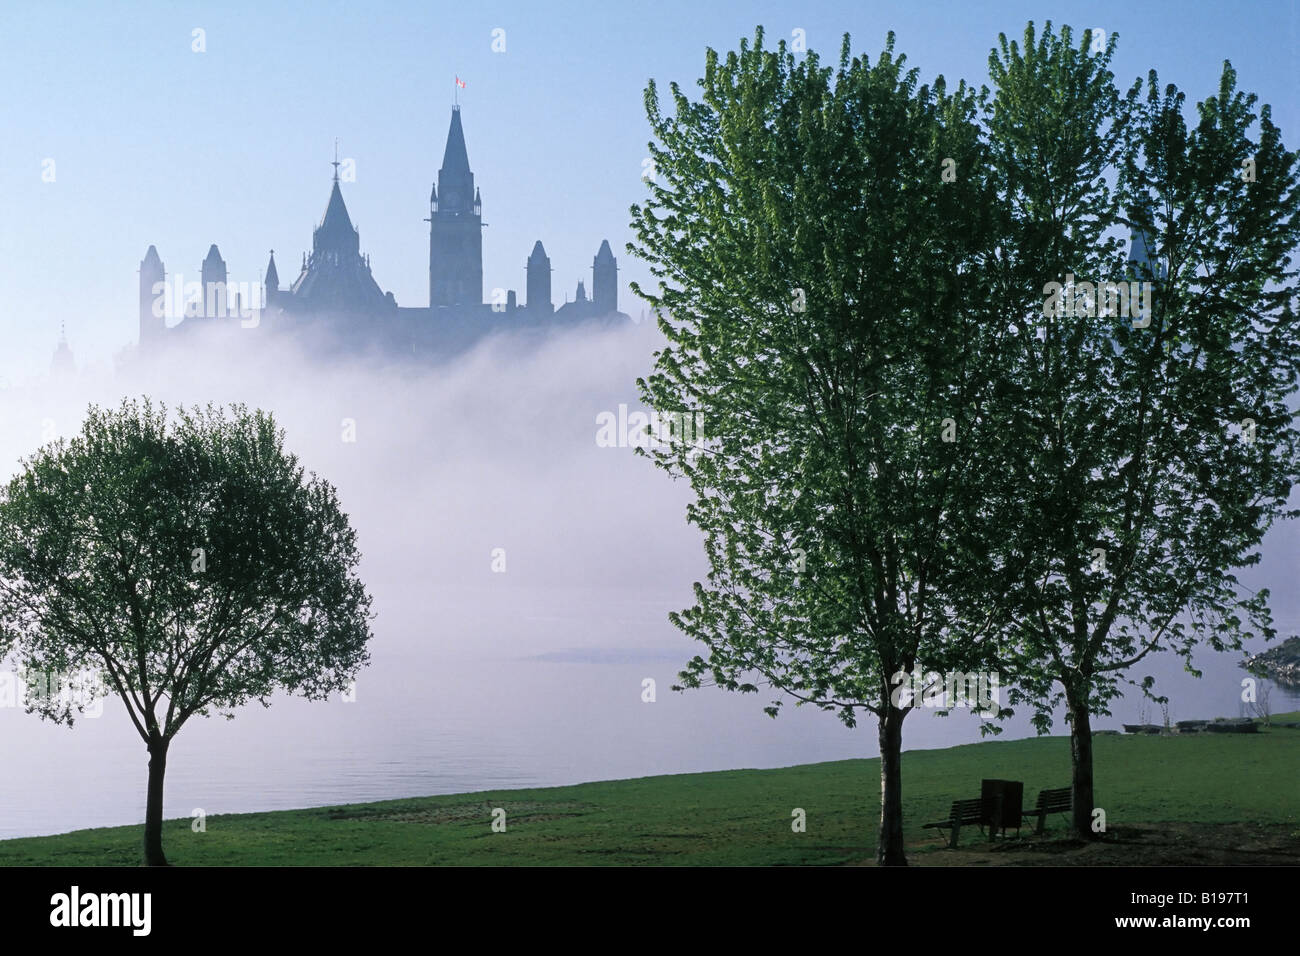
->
[0,398,373,741]
[631,29,1016,726]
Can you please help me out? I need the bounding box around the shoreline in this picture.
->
[2,712,1295,865]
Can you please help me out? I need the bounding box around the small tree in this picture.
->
[1245,666,1273,725]
[631,30,1015,865]
[1253,680,1272,725]
[0,399,373,865]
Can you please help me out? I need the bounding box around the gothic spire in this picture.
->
[319,181,355,240]
[442,108,471,175]
[436,107,475,215]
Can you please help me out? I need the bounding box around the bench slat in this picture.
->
[924,798,987,847]
[1023,787,1072,834]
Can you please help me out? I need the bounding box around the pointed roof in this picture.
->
[1126,200,1163,280]
[1128,227,1159,274]
[441,107,471,174]
[594,239,615,263]
[265,250,279,289]
[528,240,549,262]
[290,174,386,312]
[203,243,224,264]
[142,244,163,266]
[320,181,354,234]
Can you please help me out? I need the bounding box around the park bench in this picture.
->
[922,798,988,848]
[1024,786,1072,835]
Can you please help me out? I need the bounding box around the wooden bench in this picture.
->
[922,798,988,848]
[1024,787,1072,835]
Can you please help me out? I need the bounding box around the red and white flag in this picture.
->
[455,76,466,88]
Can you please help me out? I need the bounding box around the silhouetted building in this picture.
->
[1126,207,1164,327]
[593,239,618,315]
[50,322,74,376]
[526,241,552,314]
[138,245,165,344]
[286,158,388,314]
[136,106,629,356]
[428,108,483,309]
[555,242,622,321]
[200,244,228,318]
[1127,218,1165,281]
[264,250,279,307]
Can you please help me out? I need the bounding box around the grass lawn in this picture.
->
[1,713,1296,866]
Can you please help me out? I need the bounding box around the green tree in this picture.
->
[0,399,373,865]
[984,23,1300,838]
[630,30,1014,865]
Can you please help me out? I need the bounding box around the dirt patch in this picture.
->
[904,822,1300,866]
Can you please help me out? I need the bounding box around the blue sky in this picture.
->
[0,0,1296,381]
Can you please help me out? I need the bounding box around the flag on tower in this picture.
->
[455,76,466,88]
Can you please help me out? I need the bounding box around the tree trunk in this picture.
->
[144,736,170,866]
[876,704,908,866]
[1067,697,1097,840]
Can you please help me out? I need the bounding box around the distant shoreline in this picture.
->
[1242,636,1300,686]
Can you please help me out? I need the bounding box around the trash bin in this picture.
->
[981,779,1024,836]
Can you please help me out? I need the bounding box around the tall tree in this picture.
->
[984,23,1300,838]
[630,29,1014,865]
[0,399,373,865]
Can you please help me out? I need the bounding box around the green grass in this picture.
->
[2,713,1296,866]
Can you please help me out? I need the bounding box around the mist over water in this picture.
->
[0,320,1296,839]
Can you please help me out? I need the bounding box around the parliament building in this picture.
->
[134,106,629,358]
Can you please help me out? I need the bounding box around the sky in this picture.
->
[0,0,1297,384]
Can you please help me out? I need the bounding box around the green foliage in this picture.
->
[981,22,1300,729]
[0,398,373,742]
[630,21,1300,854]
[630,27,1016,727]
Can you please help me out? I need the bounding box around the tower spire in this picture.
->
[593,239,619,315]
[265,249,279,299]
[428,106,483,308]
[332,139,340,183]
